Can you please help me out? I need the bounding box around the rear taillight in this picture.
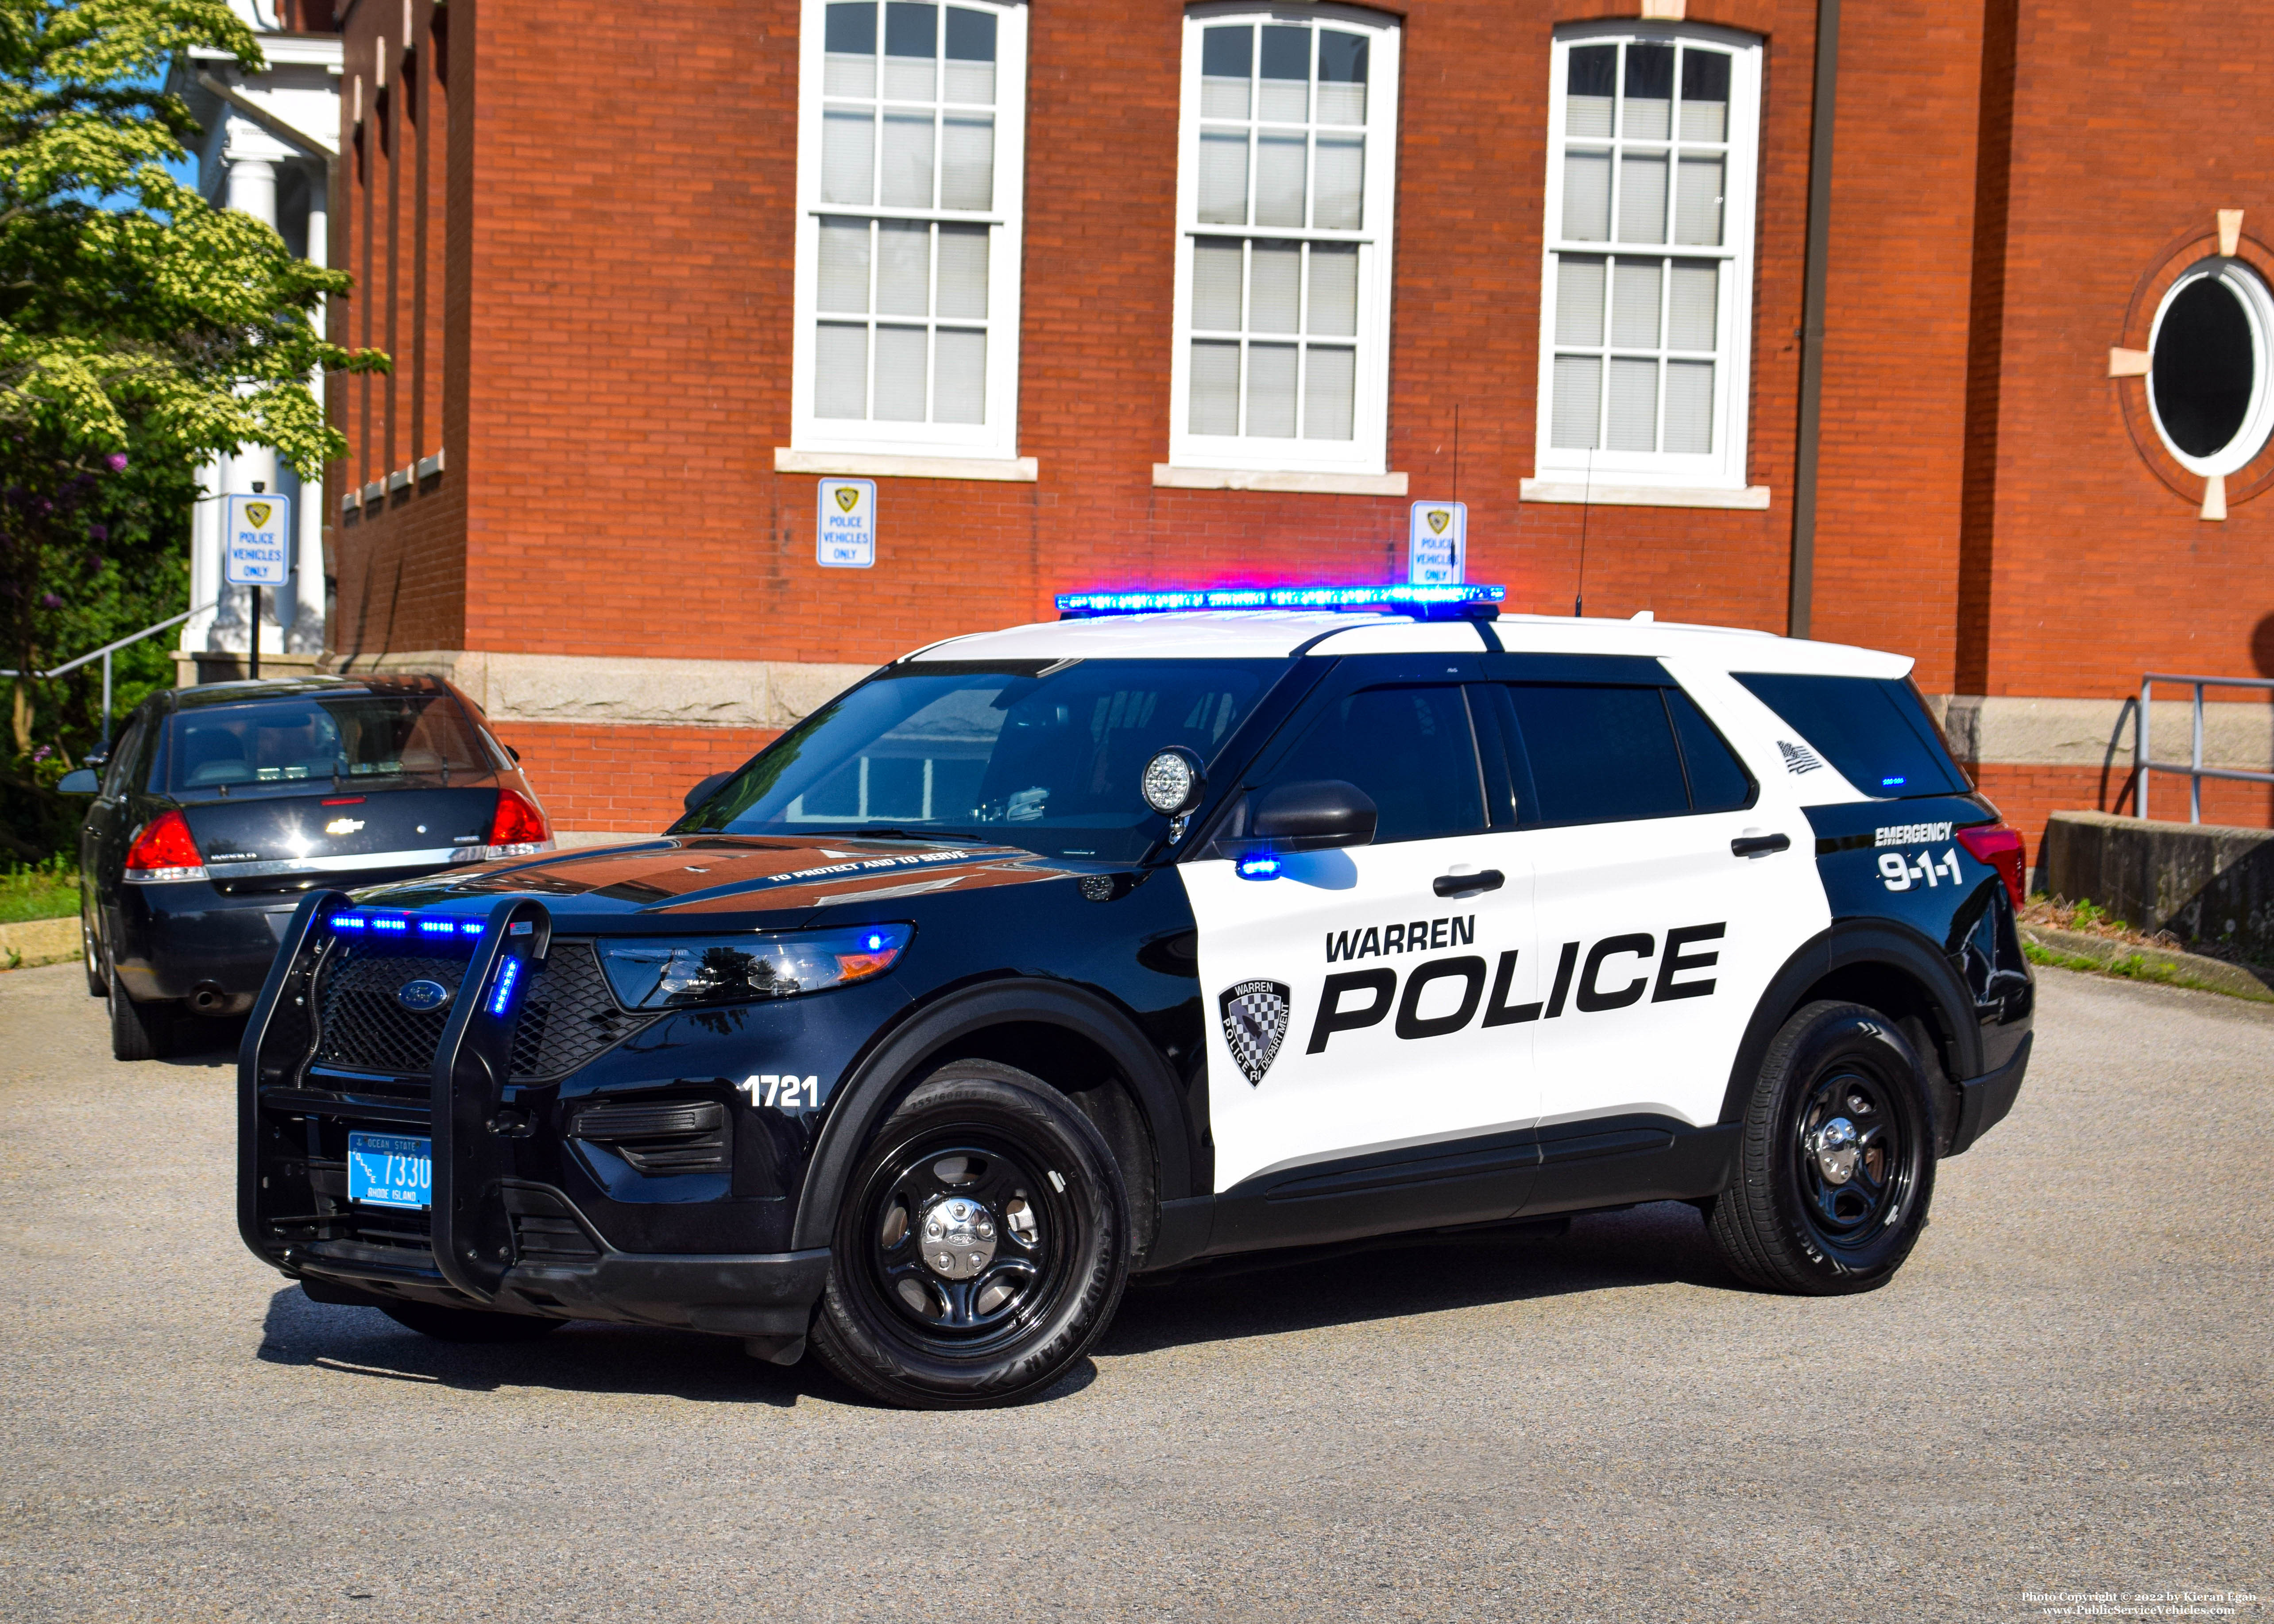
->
[486,786,550,853]
[124,810,205,881]
[1955,822,2026,910]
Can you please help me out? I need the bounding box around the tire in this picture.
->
[379,1301,567,1343]
[807,1061,1131,1410]
[106,951,175,1062]
[1708,1000,1937,1296]
[81,903,106,998]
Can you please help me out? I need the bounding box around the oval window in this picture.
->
[2148,260,2274,476]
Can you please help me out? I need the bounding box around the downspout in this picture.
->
[1787,0,1841,639]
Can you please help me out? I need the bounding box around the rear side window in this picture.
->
[1666,688,1755,812]
[1733,673,1970,797]
[1505,685,1690,825]
[1498,684,1757,826]
[1261,685,1485,843]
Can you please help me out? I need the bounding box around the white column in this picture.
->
[182,458,224,665]
[223,154,280,656]
[290,175,328,654]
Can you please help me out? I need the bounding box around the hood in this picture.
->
[354,835,1071,920]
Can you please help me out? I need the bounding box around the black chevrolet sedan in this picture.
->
[62,675,553,1060]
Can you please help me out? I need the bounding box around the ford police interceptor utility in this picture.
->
[236,585,2033,1409]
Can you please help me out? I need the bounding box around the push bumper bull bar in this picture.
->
[238,891,831,1352]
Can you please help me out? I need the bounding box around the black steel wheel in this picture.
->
[1708,1000,1935,1295]
[808,1060,1129,1409]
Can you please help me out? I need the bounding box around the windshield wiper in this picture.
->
[802,826,959,842]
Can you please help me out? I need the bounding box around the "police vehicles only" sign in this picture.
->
[223,493,292,587]
[816,478,876,568]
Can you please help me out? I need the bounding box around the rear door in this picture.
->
[1182,655,1539,1215]
[1490,657,1824,1138]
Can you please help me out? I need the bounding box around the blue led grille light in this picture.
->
[329,910,483,940]
[1056,583,1506,619]
[487,955,522,1017]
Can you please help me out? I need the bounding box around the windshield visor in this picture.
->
[166,693,496,795]
[677,660,1282,860]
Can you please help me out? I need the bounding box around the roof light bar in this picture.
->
[1056,583,1506,619]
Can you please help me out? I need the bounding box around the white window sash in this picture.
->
[790,0,1028,462]
[1532,22,1760,491]
[1168,3,1401,477]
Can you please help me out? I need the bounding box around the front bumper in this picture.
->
[290,1179,830,1340]
[240,891,839,1343]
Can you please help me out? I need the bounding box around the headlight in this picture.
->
[596,924,913,1010]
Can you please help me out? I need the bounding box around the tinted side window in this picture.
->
[1507,684,1689,825]
[101,718,146,798]
[1263,685,1485,843]
[1666,688,1755,812]
[1733,673,1969,797]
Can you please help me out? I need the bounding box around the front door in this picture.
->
[1182,663,1539,1207]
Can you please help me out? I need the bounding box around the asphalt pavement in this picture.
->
[0,961,2267,1623]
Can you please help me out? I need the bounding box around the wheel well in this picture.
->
[919,1021,1162,1263]
[1796,963,1964,1153]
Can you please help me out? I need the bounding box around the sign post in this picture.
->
[816,478,877,568]
[224,491,292,679]
[1408,501,1468,586]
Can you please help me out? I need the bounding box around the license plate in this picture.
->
[348,1132,432,1211]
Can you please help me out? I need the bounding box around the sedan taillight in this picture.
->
[124,810,206,881]
[486,786,550,853]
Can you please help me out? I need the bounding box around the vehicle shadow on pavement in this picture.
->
[1100,1201,1744,1358]
[249,1204,1743,1407]
[255,1287,809,1406]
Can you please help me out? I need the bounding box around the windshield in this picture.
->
[676,659,1284,860]
[166,692,496,795]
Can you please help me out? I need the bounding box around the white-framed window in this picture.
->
[790,0,1028,462]
[1534,23,1761,493]
[1167,4,1401,477]
[2146,258,2274,478]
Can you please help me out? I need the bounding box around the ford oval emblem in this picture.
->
[398,978,451,1013]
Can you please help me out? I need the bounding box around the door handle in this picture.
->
[1433,868,1505,897]
[1731,833,1791,858]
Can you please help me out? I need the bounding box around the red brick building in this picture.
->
[310,0,2274,849]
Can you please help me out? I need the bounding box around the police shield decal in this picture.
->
[1218,979,1292,1086]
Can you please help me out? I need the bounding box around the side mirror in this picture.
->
[1251,779,1377,851]
[58,768,101,795]
[684,770,732,813]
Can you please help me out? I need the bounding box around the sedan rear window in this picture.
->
[167,692,493,794]
[1732,673,1970,798]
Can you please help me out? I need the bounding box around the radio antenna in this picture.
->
[1573,448,1594,618]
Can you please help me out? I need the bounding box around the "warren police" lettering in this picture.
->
[1325,914,1476,962]
[1307,922,1727,1053]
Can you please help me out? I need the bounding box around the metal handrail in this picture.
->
[2134,671,2274,824]
[2,604,214,746]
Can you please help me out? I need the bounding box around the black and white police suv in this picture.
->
[237,583,2033,1408]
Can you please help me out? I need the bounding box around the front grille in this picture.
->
[312,941,652,1082]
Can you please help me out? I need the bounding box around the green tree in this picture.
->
[0,0,384,857]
